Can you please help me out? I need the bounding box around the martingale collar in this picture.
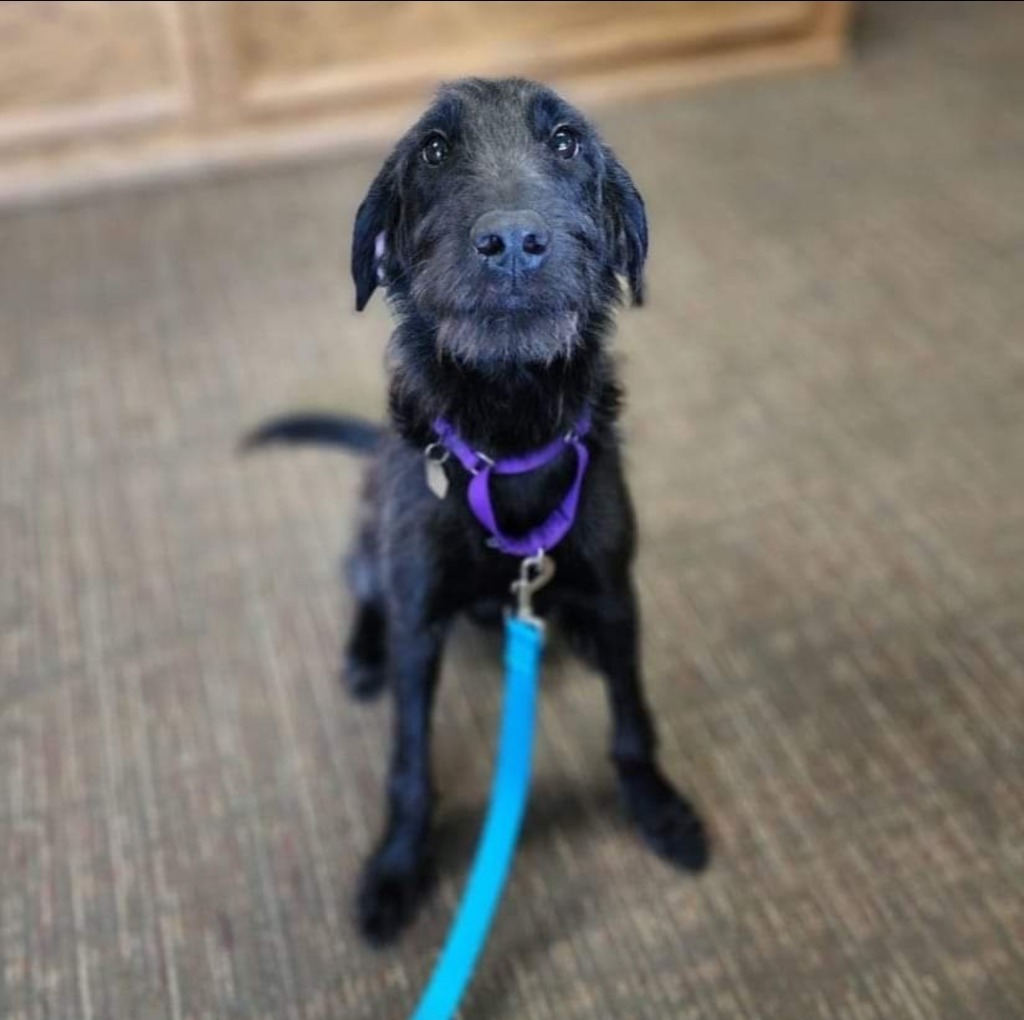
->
[428,411,592,557]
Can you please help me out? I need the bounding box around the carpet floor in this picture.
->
[2,2,1023,1018]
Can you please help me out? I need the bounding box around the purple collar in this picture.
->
[430,411,592,557]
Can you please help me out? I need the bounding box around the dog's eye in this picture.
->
[549,126,579,160]
[421,133,450,167]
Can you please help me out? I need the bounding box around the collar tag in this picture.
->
[423,442,451,500]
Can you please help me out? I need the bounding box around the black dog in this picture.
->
[248,78,708,945]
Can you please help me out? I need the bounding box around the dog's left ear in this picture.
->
[603,149,649,306]
[351,152,401,311]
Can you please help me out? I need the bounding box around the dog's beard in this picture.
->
[434,310,581,366]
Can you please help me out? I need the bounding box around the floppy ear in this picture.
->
[351,153,401,311]
[603,150,649,306]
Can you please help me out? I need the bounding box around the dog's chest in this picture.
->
[485,449,578,538]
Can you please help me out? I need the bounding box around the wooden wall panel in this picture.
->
[229,1,822,115]
[0,1,186,150]
[230,2,450,82]
[0,1,853,202]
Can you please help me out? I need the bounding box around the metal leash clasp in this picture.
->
[510,551,555,628]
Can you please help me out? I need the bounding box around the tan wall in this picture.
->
[0,1,851,201]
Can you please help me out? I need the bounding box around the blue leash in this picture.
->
[409,577,547,1020]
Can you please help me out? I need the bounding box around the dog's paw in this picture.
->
[356,854,433,946]
[617,762,710,873]
[342,656,387,701]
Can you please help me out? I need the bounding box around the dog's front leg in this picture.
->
[590,581,710,873]
[357,603,446,944]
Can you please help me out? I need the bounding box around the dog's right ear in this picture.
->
[602,148,649,307]
[351,153,401,311]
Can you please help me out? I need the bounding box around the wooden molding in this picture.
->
[0,91,184,152]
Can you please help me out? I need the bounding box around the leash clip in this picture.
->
[511,551,555,626]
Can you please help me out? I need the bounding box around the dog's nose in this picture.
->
[471,210,550,271]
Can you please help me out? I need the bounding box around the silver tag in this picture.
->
[426,458,449,499]
[424,444,450,499]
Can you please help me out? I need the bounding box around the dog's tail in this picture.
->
[240,413,384,455]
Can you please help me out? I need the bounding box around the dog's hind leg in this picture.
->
[342,469,389,699]
[342,528,388,699]
[585,580,711,873]
[343,597,387,700]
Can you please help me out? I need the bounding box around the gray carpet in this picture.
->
[3,2,1024,1017]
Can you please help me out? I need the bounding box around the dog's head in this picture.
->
[352,78,647,365]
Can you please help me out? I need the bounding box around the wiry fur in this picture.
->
[250,78,708,945]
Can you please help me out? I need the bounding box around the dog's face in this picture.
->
[352,78,647,365]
